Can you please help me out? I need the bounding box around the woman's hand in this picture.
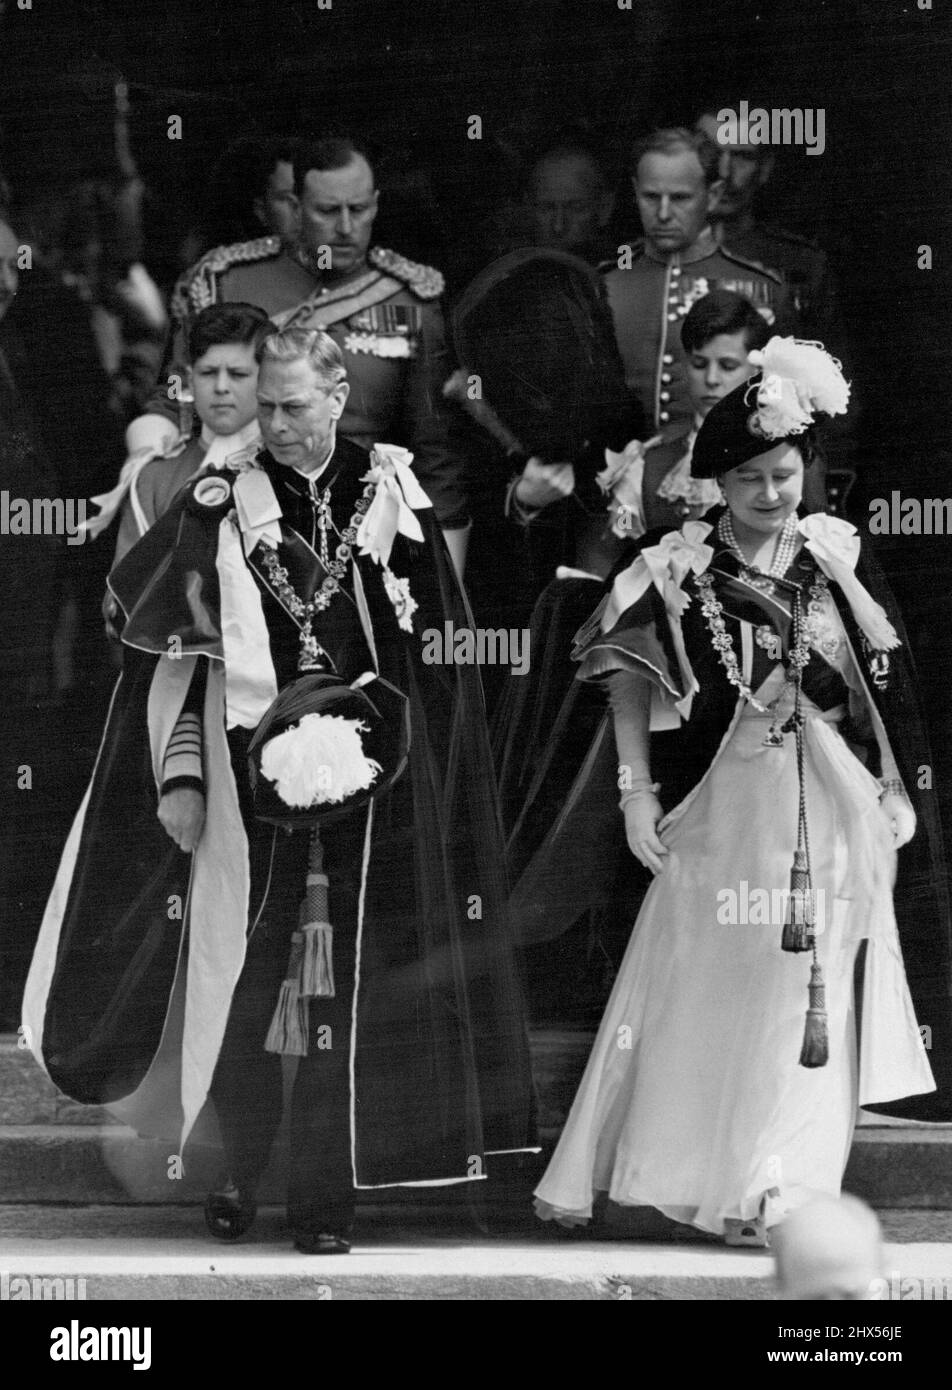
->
[514,458,575,510]
[158,787,206,853]
[881,793,916,849]
[623,793,669,874]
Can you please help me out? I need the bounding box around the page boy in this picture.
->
[111,302,274,566]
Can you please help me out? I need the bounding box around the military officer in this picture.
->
[127,136,470,573]
[601,127,796,437]
[523,132,617,266]
[695,107,841,344]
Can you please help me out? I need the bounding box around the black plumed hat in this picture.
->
[691,338,850,479]
[689,373,778,478]
[247,673,410,828]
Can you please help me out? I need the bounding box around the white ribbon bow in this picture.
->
[798,513,900,651]
[355,443,432,568]
[601,521,714,718]
[604,521,715,630]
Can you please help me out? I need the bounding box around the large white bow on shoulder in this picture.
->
[798,513,900,651]
[603,521,715,631]
[356,443,433,567]
[601,520,715,717]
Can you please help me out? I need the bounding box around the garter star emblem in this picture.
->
[382,567,418,634]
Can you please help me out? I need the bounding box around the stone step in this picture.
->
[1,1123,951,1211]
[0,1029,593,1128]
[4,1035,952,1209]
[0,1124,542,1205]
[1,1205,951,1300]
[0,1037,108,1127]
[0,1124,548,1206]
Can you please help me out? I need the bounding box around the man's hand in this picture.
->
[881,793,916,849]
[514,457,575,510]
[158,787,206,853]
[623,793,668,875]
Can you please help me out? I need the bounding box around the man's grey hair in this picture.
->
[258,327,348,389]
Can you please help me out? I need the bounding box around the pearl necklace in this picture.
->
[718,511,799,593]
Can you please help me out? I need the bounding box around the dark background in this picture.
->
[1,0,950,1022]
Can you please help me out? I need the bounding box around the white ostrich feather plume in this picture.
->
[747,337,851,439]
[260,713,382,808]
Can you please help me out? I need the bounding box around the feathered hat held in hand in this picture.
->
[691,337,850,478]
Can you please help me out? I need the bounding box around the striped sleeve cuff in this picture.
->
[160,711,204,796]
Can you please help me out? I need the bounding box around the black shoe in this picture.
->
[293,1231,352,1255]
[204,1183,258,1242]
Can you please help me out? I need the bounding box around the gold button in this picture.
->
[663,353,674,364]
[659,411,670,422]
[661,373,671,384]
[660,391,670,402]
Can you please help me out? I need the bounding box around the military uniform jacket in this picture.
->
[601,227,795,434]
[145,239,468,528]
[716,220,839,344]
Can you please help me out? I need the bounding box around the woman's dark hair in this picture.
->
[717,428,823,481]
[187,302,276,363]
[797,428,823,470]
[681,288,771,356]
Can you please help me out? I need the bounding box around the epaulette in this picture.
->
[179,235,284,316]
[758,222,824,253]
[597,239,647,275]
[718,243,784,285]
[369,245,444,299]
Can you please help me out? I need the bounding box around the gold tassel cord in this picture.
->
[264,932,309,1056]
[799,956,829,1068]
[300,828,335,999]
[781,847,814,953]
[264,826,335,1057]
[779,585,829,1069]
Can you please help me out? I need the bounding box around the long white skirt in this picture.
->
[534,693,935,1233]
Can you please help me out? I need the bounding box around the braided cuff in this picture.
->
[161,711,204,796]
